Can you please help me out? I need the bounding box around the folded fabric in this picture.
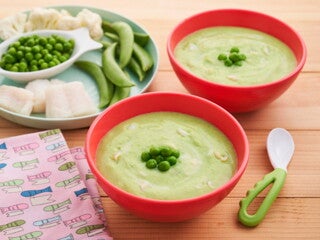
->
[0,129,112,240]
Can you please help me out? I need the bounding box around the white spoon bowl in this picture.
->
[0,27,102,82]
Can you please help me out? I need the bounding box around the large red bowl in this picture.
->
[85,92,249,222]
[167,9,307,113]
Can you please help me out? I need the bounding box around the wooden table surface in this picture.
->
[0,0,319,239]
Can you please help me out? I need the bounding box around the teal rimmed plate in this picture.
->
[0,5,158,129]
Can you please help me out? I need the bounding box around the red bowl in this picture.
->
[167,9,307,113]
[85,92,249,222]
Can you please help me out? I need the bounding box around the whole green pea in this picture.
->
[16,51,24,60]
[166,156,177,166]
[10,65,19,72]
[48,61,57,68]
[6,54,17,64]
[40,62,48,70]
[48,37,56,45]
[155,155,164,164]
[171,149,180,158]
[160,146,172,157]
[44,54,53,62]
[158,161,170,172]
[25,52,33,61]
[45,43,53,51]
[26,38,35,47]
[141,151,151,162]
[224,59,233,67]
[230,47,240,53]
[146,159,157,169]
[30,65,38,71]
[34,53,42,60]
[19,62,27,71]
[38,37,47,46]
[149,147,160,157]
[7,47,16,56]
[32,45,41,53]
[218,53,227,61]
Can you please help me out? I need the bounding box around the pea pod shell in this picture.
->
[101,20,115,33]
[133,32,150,47]
[102,20,149,47]
[104,31,149,47]
[102,43,135,87]
[98,40,112,49]
[128,57,146,81]
[111,21,134,68]
[74,60,113,108]
[104,32,118,42]
[109,86,131,106]
[133,42,154,72]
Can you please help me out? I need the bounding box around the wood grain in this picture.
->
[1,0,319,239]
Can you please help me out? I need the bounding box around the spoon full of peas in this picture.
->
[0,27,102,82]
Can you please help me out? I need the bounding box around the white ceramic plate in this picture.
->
[0,5,159,129]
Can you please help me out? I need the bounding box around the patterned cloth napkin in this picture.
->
[0,129,112,240]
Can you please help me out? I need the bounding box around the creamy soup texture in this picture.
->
[96,112,237,200]
[174,26,297,86]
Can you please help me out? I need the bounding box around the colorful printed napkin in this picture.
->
[0,129,113,240]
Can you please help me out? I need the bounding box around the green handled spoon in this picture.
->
[238,128,295,227]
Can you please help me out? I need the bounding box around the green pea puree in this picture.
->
[96,112,237,200]
[174,26,296,86]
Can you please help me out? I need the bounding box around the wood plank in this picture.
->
[147,72,320,130]
[101,197,320,240]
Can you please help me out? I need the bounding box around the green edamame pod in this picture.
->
[109,86,131,106]
[128,57,146,81]
[133,42,154,72]
[74,60,114,108]
[111,21,134,68]
[102,43,135,87]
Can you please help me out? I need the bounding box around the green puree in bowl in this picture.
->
[174,26,297,86]
[96,112,237,200]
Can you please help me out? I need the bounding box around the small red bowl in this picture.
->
[85,92,249,222]
[167,9,307,113]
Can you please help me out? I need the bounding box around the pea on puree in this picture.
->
[96,112,237,200]
[174,26,297,86]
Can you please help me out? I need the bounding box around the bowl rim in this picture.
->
[167,8,307,90]
[85,92,249,204]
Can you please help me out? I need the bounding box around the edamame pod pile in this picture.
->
[75,19,154,109]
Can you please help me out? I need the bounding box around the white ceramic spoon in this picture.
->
[0,27,102,82]
[238,128,295,227]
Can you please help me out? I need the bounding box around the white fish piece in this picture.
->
[25,79,65,113]
[0,85,34,115]
[46,81,97,118]
[50,79,65,85]
[25,79,51,113]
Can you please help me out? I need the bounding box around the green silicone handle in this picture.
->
[238,168,287,227]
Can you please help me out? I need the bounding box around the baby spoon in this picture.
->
[238,128,295,227]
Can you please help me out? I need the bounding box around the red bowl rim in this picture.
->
[167,8,307,90]
[85,92,249,205]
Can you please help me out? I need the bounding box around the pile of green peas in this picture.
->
[218,47,247,67]
[0,34,75,72]
[140,146,180,172]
